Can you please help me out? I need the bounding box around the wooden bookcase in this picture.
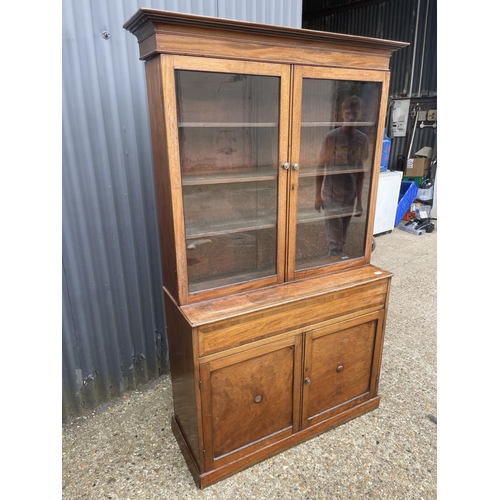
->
[124,9,407,488]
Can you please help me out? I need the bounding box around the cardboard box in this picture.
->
[406,157,430,177]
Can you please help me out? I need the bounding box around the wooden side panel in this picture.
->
[163,290,201,466]
[145,57,179,302]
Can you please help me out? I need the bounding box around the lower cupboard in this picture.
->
[165,266,392,488]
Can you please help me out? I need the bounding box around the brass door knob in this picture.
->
[292,163,299,170]
[304,377,311,385]
[282,162,290,170]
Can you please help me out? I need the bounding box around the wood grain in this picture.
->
[163,289,201,464]
[125,9,403,489]
[145,58,179,300]
[124,9,408,67]
[182,265,391,325]
[302,312,383,428]
[198,397,380,488]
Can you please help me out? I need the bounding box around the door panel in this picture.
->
[165,56,290,303]
[200,336,302,468]
[288,66,389,281]
[302,312,384,429]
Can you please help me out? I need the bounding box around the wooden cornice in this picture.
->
[123,8,408,54]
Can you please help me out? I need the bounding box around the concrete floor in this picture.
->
[62,223,437,499]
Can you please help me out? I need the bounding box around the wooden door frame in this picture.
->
[286,66,391,282]
[300,310,385,429]
[199,335,303,471]
[161,54,292,304]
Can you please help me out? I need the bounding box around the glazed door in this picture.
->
[165,56,290,304]
[287,67,390,280]
[199,336,303,471]
[301,312,385,429]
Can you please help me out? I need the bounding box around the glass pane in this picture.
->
[295,78,381,270]
[175,70,280,292]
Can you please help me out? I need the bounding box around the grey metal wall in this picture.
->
[303,0,437,170]
[62,0,303,421]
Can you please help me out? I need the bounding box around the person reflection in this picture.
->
[315,95,368,257]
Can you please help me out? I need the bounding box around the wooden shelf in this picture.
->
[186,215,276,239]
[295,253,352,269]
[182,167,276,186]
[296,206,362,224]
[301,121,375,127]
[187,268,276,293]
[184,205,364,285]
[182,189,362,240]
[298,165,365,178]
[182,165,364,185]
[185,205,362,285]
[179,122,278,128]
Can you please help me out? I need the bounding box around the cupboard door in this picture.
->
[165,56,290,303]
[301,312,384,429]
[288,67,390,280]
[200,336,302,470]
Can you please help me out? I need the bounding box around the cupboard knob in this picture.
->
[304,377,311,385]
[254,395,263,403]
[282,162,290,170]
[336,365,344,373]
[292,163,299,170]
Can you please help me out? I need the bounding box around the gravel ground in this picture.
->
[62,224,437,499]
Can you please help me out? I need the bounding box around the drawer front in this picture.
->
[199,279,388,356]
[301,311,385,429]
[200,336,302,470]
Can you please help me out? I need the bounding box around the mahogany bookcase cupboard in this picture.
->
[124,9,407,488]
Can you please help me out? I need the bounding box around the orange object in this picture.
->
[402,211,416,221]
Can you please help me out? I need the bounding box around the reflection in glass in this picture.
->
[175,70,280,292]
[295,79,381,271]
[315,95,368,256]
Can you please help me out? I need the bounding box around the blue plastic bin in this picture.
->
[394,180,418,227]
[380,128,391,172]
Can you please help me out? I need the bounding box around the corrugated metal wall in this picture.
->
[303,0,437,171]
[219,0,302,26]
[62,0,302,421]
